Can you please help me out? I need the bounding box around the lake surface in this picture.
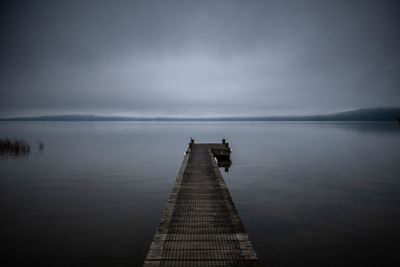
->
[1,121,400,266]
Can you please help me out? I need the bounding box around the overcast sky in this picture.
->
[0,0,399,117]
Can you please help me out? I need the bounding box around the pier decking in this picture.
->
[144,140,259,266]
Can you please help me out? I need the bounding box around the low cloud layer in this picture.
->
[1,0,399,117]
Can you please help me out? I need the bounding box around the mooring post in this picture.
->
[189,138,194,148]
[222,138,226,144]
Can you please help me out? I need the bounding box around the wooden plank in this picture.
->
[144,141,260,267]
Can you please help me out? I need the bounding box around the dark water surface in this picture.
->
[1,121,400,266]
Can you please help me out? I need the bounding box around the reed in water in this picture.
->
[0,138,44,157]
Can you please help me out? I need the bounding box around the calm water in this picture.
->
[1,121,400,266]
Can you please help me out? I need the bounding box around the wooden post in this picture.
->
[222,139,226,144]
[189,138,194,148]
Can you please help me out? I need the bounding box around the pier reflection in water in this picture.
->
[212,139,233,172]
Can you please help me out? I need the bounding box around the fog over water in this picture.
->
[1,121,400,266]
[1,0,399,117]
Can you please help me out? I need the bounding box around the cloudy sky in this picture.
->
[1,0,399,117]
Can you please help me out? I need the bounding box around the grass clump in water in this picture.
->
[0,137,32,157]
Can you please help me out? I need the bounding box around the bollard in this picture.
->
[189,138,194,148]
[222,139,226,144]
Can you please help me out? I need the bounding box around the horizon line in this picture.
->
[1,107,400,121]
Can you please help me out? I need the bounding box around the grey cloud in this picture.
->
[1,0,399,117]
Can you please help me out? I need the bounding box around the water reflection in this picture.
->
[212,147,232,172]
[328,121,400,135]
[0,121,399,266]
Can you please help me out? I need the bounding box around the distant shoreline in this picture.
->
[1,107,400,122]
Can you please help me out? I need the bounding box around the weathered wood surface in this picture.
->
[144,141,259,267]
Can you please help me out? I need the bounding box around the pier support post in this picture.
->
[189,138,194,148]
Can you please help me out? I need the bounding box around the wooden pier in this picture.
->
[144,139,259,266]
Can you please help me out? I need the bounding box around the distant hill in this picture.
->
[1,107,400,121]
[256,107,400,121]
[313,107,400,121]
